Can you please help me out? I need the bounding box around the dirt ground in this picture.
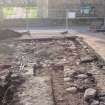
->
[0,35,105,105]
[2,37,105,105]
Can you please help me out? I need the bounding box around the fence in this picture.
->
[0,6,104,30]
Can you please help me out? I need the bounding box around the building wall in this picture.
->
[48,0,65,9]
[47,0,105,9]
[48,0,105,18]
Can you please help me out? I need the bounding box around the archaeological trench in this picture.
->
[0,32,105,105]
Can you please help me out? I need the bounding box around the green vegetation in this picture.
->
[3,7,13,18]
[3,7,38,19]
[25,7,38,18]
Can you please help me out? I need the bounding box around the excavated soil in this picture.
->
[0,29,22,40]
[0,36,105,105]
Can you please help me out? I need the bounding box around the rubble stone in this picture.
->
[99,96,105,102]
[80,56,94,63]
[84,88,97,101]
[64,77,70,82]
[66,87,77,93]
[64,70,75,76]
[99,102,105,105]
[77,74,88,79]
[98,92,105,97]
[91,100,99,105]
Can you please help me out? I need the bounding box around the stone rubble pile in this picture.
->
[64,69,105,105]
